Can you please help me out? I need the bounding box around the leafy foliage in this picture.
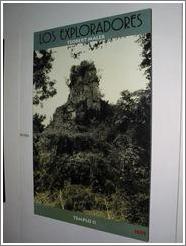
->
[33,50,57,105]
[33,113,46,133]
[136,33,151,81]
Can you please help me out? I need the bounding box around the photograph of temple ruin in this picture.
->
[33,33,151,227]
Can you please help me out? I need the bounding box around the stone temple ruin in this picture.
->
[68,61,101,112]
[48,61,102,129]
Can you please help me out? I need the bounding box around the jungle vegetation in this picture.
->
[33,34,151,226]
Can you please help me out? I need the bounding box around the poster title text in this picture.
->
[39,13,143,45]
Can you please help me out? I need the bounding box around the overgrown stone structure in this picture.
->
[48,61,102,129]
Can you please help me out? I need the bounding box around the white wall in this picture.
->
[3,3,183,243]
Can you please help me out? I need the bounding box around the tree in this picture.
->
[133,89,151,152]
[135,33,152,152]
[33,50,57,105]
[136,33,151,82]
[114,90,135,133]
[33,113,46,133]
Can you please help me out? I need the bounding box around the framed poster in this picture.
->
[33,9,152,241]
